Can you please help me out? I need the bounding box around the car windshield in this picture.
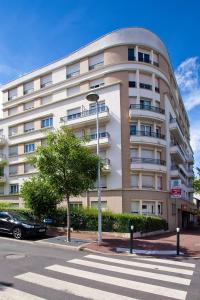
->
[11,213,36,223]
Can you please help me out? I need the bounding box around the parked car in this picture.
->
[0,211,46,239]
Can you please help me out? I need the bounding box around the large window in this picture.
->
[24,101,34,111]
[41,117,53,128]
[142,175,154,189]
[67,85,80,97]
[138,52,151,63]
[24,143,35,153]
[131,174,139,188]
[9,145,18,157]
[130,123,137,135]
[128,48,135,61]
[89,78,104,89]
[91,201,107,211]
[89,53,104,70]
[24,81,34,95]
[9,165,18,175]
[8,88,17,100]
[9,126,18,137]
[41,73,52,88]
[24,122,35,133]
[9,184,19,194]
[24,163,35,173]
[66,63,80,78]
[8,106,18,116]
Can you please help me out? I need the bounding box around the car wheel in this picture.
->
[13,227,23,239]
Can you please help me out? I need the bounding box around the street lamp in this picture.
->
[86,92,102,245]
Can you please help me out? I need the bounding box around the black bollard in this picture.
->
[130,225,134,254]
[176,227,180,255]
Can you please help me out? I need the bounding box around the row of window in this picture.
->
[131,174,163,190]
[9,163,35,175]
[9,117,53,137]
[7,53,105,101]
[128,48,159,67]
[129,81,159,92]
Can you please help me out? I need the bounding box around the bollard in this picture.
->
[176,227,180,255]
[130,225,134,254]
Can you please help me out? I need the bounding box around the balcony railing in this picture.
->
[131,157,166,165]
[89,132,110,141]
[130,130,165,139]
[61,106,109,122]
[169,117,185,137]
[89,61,104,70]
[130,104,165,114]
[66,71,80,79]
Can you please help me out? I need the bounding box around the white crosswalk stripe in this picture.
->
[11,254,195,300]
[15,272,138,300]
[85,254,194,275]
[0,284,46,300]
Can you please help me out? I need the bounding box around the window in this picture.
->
[24,101,34,111]
[158,202,163,215]
[67,107,81,120]
[9,145,18,157]
[131,201,139,213]
[24,163,35,173]
[24,81,34,95]
[94,176,107,188]
[41,117,53,128]
[41,74,52,88]
[9,126,18,137]
[0,185,4,195]
[128,48,135,61]
[89,78,104,89]
[66,63,80,78]
[130,148,138,158]
[89,53,104,70]
[8,106,18,116]
[0,167,4,177]
[131,174,139,188]
[9,165,18,175]
[129,81,136,88]
[8,88,17,100]
[24,122,35,132]
[91,201,107,211]
[89,100,106,113]
[141,124,152,136]
[140,83,152,90]
[41,139,47,147]
[9,184,19,194]
[41,95,52,105]
[142,175,154,189]
[141,149,154,159]
[157,176,162,190]
[67,85,80,97]
[140,99,151,109]
[130,123,137,135]
[24,143,35,153]
[69,202,83,210]
[138,52,151,63]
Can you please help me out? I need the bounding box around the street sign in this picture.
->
[171,179,182,198]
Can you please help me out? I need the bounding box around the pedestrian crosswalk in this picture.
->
[0,253,196,300]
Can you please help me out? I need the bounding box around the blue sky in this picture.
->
[0,0,200,169]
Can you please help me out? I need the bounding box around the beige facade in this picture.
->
[0,27,194,231]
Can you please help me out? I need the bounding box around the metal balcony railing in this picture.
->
[131,157,166,166]
[130,104,165,114]
[61,106,109,122]
[130,130,165,139]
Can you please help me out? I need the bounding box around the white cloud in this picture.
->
[175,56,200,110]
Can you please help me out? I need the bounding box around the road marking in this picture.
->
[15,272,138,300]
[0,284,46,300]
[68,258,191,285]
[46,264,187,300]
[85,254,194,275]
[133,257,196,268]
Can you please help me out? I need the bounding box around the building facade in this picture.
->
[0,28,195,230]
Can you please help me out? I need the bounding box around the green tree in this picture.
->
[193,168,200,194]
[29,127,99,241]
[21,175,61,219]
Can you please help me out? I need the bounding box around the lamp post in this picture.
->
[86,92,102,245]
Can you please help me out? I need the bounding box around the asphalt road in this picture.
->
[0,235,199,300]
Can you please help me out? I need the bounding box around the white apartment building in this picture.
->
[0,27,195,230]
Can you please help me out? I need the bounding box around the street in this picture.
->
[0,236,199,300]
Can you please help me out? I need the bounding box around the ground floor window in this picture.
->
[69,202,82,210]
[91,201,107,211]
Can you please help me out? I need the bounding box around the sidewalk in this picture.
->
[47,227,200,256]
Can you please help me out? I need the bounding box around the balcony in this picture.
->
[170,143,185,164]
[129,104,165,122]
[169,118,185,144]
[86,132,110,148]
[170,165,187,183]
[130,131,166,147]
[0,135,6,146]
[0,175,6,183]
[61,106,110,129]
[102,158,111,173]
[130,157,166,172]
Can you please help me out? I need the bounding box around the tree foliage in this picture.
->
[193,167,200,194]
[20,175,61,219]
[28,127,99,241]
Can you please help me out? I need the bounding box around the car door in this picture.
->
[0,212,12,233]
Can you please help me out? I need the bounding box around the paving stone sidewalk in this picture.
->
[47,227,200,256]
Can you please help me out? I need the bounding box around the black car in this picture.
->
[0,211,46,239]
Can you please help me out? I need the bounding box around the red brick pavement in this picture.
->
[47,227,200,256]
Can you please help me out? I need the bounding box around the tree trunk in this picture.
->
[66,195,71,242]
